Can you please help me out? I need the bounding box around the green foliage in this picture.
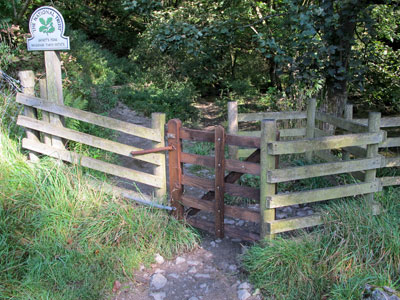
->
[0,128,199,299]
[242,188,400,299]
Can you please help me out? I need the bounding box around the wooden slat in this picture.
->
[382,156,400,168]
[180,127,214,142]
[214,126,225,238]
[17,115,163,165]
[268,132,383,155]
[355,117,400,128]
[267,181,381,208]
[267,157,382,183]
[267,215,322,234]
[22,138,163,188]
[180,152,260,175]
[380,176,400,187]
[17,93,162,142]
[237,129,306,138]
[316,112,368,133]
[380,137,400,148]
[182,174,214,191]
[186,218,259,242]
[167,119,184,219]
[181,195,260,223]
[181,152,214,168]
[226,134,260,148]
[225,183,260,201]
[238,111,306,122]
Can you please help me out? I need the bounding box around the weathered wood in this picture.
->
[214,126,225,238]
[238,111,306,122]
[39,78,52,145]
[226,134,260,148]
[380,137,400,148]
[267,181,381,208]
[316,112,368,133]
[181,196,260,223]
[228,101,238,159]
[186,218,259,242]
[182,174,214,191]
[17,94,162,142]
[225,183,260,201]
[354,117,400,128]
[180,127,214,142]
[167,119,184,219]
[268,157,382,183]
[365,112,381,213]
[260,119,277,239]
[180,152,260,175]
[306,98,317,162]
[17,116,163,165]
[44,51,64,149]
[267,215,322,234]
[238,128,306,138]
[343,104,354,161]
[22,138,164,188]
[268,132,384,155]
[382,157,400,168]
[152,113,167,198]
[380,176,400,187]
[18,70,40,162]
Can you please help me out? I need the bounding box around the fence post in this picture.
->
[343,104,354,161]
[18,70,40,162]
[39,78,52,145]
[167,119,184,219]
[152,113,167,199]
[260,119,277,239]
[365,112,381,214]
[305,98,316,162]
[227,101,238,159]
[214,125,225,238]
[44,51,64,149]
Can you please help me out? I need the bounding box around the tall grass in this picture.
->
[242,191,400,299]
[0,129,199,299]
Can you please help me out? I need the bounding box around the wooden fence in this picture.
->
[221,100,386,238]
[16,91,167,201]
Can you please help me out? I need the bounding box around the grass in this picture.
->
[241,188,400,299]
[0,129,199,299]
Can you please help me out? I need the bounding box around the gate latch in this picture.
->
[130,145,174,157]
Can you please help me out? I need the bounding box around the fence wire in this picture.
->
[0,70,24,137]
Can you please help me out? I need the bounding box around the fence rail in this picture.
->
[17,92,167,198]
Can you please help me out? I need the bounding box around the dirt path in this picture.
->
[108,102,261,300]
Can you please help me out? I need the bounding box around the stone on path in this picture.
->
[155,253,164,264]
[150,273,167,290]
[237,289,251,300]
[175,256,186,264]
[150,292,166,300]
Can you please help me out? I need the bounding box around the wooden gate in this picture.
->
[167,119,264,241]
